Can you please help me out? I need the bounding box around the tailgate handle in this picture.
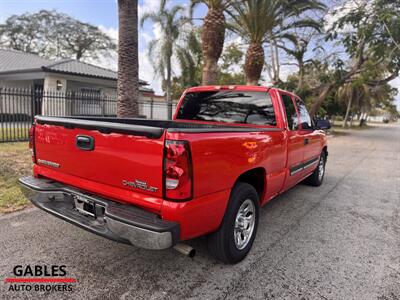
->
[76,135,95,151]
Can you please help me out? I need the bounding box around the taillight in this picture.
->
[29,125,36,163]
[164,140,193,201]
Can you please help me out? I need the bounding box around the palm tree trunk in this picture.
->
[244,43,265,85]
[343,96,353,128]
[269,38,276,82]
[117,0,139,118]
[272,39,280,83]
[297,60,304,91]
[349,112,355,127]
[201,8,225,85]
[166,56,172,120]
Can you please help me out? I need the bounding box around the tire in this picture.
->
[207,182,259,264]
[305,151,327,186]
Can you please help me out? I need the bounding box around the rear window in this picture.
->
[176,90,276,126]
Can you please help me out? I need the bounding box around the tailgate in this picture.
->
[34,119,166,210]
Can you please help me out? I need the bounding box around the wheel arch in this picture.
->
[233,167,266,203]
[322,145,328,158]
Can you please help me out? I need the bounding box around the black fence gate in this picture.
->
[0,87,172,143]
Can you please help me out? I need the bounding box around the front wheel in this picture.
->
[305,151,327,186]
[207,182,259,264]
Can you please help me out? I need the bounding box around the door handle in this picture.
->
[76,135,95,151]
[304,138,309,145]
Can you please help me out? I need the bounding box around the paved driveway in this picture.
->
[1,124,399,299]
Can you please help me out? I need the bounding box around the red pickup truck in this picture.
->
[20,85,329,263]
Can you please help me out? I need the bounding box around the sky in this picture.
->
[0,0,204,95]
[0,0,399,109]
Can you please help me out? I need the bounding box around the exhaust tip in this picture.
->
[187,248,196,258]
[173,243,196,258]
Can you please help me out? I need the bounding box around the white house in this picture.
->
[0,49,168,118]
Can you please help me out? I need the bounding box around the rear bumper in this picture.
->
[19,176,180,250]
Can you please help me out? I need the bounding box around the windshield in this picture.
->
[176,90,276,126]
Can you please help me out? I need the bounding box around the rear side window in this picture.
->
[294,98,313,129]
[281,94,298,130]
[176,91,276,126]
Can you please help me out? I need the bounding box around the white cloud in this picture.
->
[0,12,6,23]
[324,0,373,32]
[141,32,153,44]
[99,25,118,41]
[139,51,163,94]
[138,0,160,19]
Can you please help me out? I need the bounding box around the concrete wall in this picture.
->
[141,102,177,119]
[0,80,35,88]
[41,75,67,116]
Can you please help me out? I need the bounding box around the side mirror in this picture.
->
[315,119,331,130]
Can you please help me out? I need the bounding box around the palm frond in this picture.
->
[189,0,204,18]
[284,18,323,32]
[140,12,161,28]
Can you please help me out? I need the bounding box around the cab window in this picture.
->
[176,90,276,126]
[281,94,298,130]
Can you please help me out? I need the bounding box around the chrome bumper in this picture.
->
[19,176,179,250]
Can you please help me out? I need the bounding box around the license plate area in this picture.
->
[73,195,96,218]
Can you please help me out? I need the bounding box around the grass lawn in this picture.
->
[0,142,32,213]
[328,121,374,137]
[0,127,29,142]
[330,120,374,130]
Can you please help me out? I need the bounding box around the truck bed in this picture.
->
[32,115,282,213]
[36,116,280,139]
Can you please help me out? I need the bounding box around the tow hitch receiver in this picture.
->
[73,195,96,218]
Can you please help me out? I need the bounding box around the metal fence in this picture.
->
[0,87,173,143]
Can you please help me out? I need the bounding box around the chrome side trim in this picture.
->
[303,159,319,170]
[290,156,320,176]
[290,167,303,176]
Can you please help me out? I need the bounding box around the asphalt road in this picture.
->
[1,124,399,300]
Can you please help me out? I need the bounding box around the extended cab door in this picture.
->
[280,92,304,188]
[293,97,321,176]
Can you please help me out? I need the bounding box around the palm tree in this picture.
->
[191,0,232,85]
[176,29,203,88]
[117,0,139,118]
[228,0,326,85]
[277,28,323,92]
[141,0,187,119]
[337,81,363,127]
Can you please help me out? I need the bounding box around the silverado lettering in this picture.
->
[122,179,158,192]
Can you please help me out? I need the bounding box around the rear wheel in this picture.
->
[207,182,259,264]
[305,151,326,186]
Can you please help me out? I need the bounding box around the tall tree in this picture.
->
[0,10,116,61]
[117,0,139,118]
[141,0,187,119]
[337,60,399,127]
[171,39,246,99]
[228,0,326,85]
[310,0,400,116]
[191,0,232,85]
[277,28,323,92]
[176,29,203,90]
[62,21,117,60]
